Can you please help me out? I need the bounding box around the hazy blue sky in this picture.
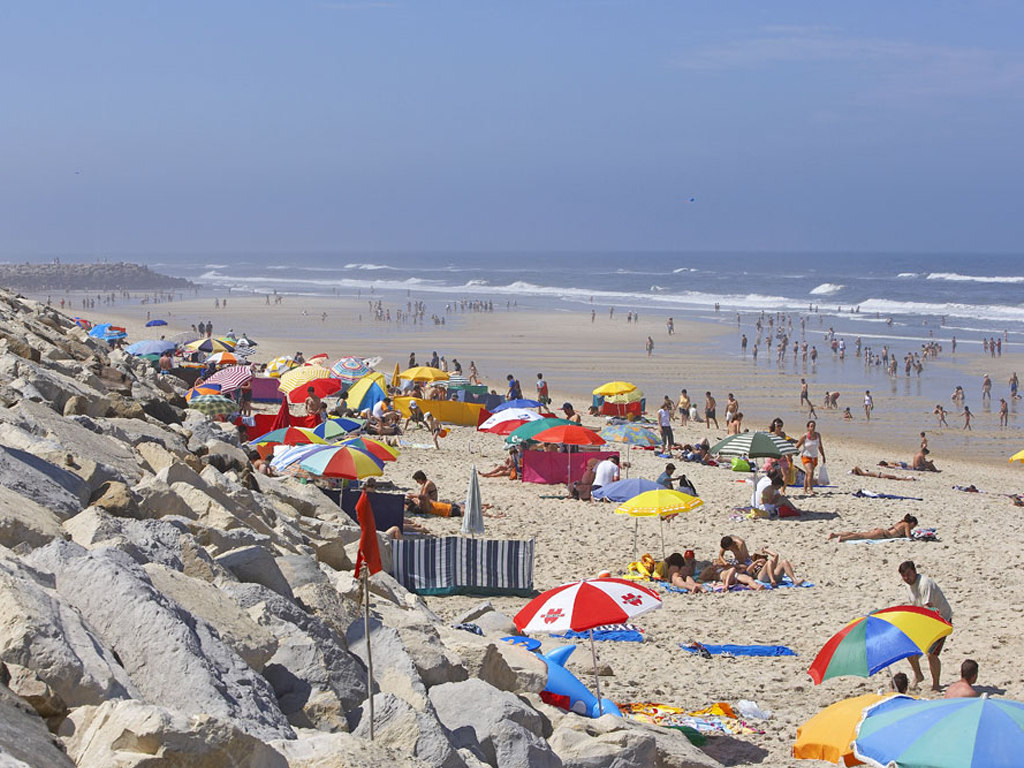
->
[3,1,1023,254]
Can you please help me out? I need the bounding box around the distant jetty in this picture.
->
[0,261,195,292]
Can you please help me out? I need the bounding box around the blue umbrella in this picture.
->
[125,339,176,356]
[854,695,1024,768]
[145,319,168,327]
[592,478,664,503]
[492,398,543,412]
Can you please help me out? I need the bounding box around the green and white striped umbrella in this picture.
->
[709,431,797,458]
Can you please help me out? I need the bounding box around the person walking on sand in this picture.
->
[1000,397,1009,427]
[646,336,654,356]
[704,392,719,430]
[864,390,874,421]
[899,561,952,692]
[799,379,810,408]
[963,405,973,431]
[982,373,992,401]
[794,420,825,494]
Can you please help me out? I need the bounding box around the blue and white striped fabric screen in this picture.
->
[392,536,535,596]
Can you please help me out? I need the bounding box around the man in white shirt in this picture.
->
[657,404,674,453]
[593,456,620,489]
[899,560,952,692]
[751,471,777,509]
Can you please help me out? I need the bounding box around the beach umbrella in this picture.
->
[399,366,449,382]
[73,317,92,330]
[710,431,797,459]
[530,424,605,447]
[186,337,235,354]
[443,375,471,390]
[311,417,365,441]
[599,423,661,448]
[88,323,127,341]
[250,427,328,446]
[1009,448,1024,463]
[514,577,661,716]
[462,466,485,536]
[391,361,401,386]
[330,356,371,383]
[479,409,545,432]
[278,365,333,394]
[287,377,343,403]
[187,394,238,417]
[269,444,333,472]
[591,478,664,503]
[345,373,388,413]
[307,353,330,364]
[299,445,385,480]
[794,693,891,766]
[185,383,222,402]
[266,356,298,378]
[853,695,1024,768]
[592,381,637,397]
[339,437,399,462]
[615,489,704,559]
[203,364,253,393]
[145,319,167,327]
[492,398,543,412]
[204,351,240,367]
[125,339,176,356]
[808,606,953,685]
[505,417,576,446]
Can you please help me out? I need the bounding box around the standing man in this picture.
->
[800,379,810,408]
[657,400,674,454]
[506,374,522,401]
[677,389,691,426]
[704,392,719,430]
[646,336,654,356]
[304,386,323,424]
[899,561,952,692]
[536,373,550,405]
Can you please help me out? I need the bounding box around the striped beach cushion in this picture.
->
[392,536,535,596]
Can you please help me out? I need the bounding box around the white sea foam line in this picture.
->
[809,283,845,296]
[927,272,1024,284]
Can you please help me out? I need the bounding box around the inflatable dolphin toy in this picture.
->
[538,645,621,718]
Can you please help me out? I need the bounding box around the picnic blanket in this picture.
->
[853,489,924,501]
[680,642,796,657]
[551,623,645,643]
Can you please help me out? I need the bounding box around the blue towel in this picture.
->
[552,623,645,643]
[658,577,813,594]
[853,490,923,501]
[680,643,796,657]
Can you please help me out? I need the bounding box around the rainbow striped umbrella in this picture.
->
[278,365,333,394]
[249,427,328,446]
[330,356,371,383]
[299,445,384,480]
[185,383,223,402]
[809,606,952,684]
[311,417,365,441]
[339,437,399,462]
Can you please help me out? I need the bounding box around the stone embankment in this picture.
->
[0,288,719,767]
[0,262,194,292]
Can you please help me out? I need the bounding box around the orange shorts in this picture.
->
[801,456,818,469]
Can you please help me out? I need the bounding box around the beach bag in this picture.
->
[730,458,750,473]
[817,464,830,485]
[677,475,697,497]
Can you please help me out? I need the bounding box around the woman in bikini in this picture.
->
[851,466,917,481]
[828,514,918,542]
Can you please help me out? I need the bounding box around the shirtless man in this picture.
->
[304,387,323,422]
[704,392,719,430]
[933,404,949,427]
[944,659,980,699]
[999,397,1009,427]
[724,394,739,424]
[912,448,938,472]
[718,535,751,566]
[799,379,809,407]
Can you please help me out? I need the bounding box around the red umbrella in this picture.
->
[531,425,606,446]
[287,377,343,403]
[484,419,531,435]
[269,397,291,432]
[515,578,662,715]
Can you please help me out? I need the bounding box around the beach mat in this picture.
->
[853,489,924,501]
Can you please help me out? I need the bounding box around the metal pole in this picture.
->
[590,629,603,717]
[363,568,375,740]
[660,515,666,559]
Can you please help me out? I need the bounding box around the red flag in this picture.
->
[269,396,291,432]
[354,490,382,577]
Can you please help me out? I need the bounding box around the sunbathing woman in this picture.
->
[828,514,918,542]
[653,551,705,593]
[747,551,804,587]
[850,466,917,481]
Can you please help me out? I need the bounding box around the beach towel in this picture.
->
[843,537,911,544]
[912,527,939,541]
[551,623,645,643]
[680,643,796,657]
[657,577,813,594]
[620,701,766,737]
[853,489,924,501]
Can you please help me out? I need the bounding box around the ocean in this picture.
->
[149,250,1024,344]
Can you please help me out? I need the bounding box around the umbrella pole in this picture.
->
[660,515,666,559]
[362,568,375,740]
[590,629,603,717]
[633,518,638,562]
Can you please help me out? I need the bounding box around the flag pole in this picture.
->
[362,566,375,740]
[590,629,603,716]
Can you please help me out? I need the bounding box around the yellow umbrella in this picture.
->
[399,366,449,382]
[593,381,637,397]
[794,693,896,766]
[1009,449,1024,463]
[266,356,298,378]
[605,388,644,404]
[278,365,333,394]
[392,361,401,386]
[615,489,703,558]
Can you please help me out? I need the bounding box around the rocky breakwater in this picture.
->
[0,288,721,767]
[0,262,194,292]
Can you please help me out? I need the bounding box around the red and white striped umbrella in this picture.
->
[203,364,254,393]
[514,577,661,634]
[478,408,545,432]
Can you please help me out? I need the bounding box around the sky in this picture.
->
[2,1,1023,255]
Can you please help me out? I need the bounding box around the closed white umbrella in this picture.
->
[462,466,485,536]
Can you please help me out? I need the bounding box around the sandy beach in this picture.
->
[69,290,1024,765]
